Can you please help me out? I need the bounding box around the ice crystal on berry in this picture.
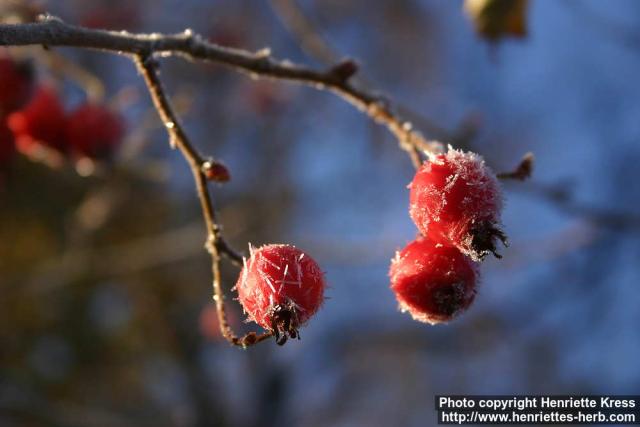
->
[235,244,325,345]
[409,146,506,261]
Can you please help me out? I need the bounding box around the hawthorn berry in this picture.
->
[389,237,477,324]
[7,86,67,155]
[409,147,506,261]
[235,244,325,345]
[66,103,125,160]
[0,53,34,115]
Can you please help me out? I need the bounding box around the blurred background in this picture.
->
[1,0,640,426]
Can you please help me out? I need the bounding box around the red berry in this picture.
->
[66,103,125,160]
[409,147,506,261]
[235,244,325,345]
[0,52,34,115]
[7,86,67,155]
[389,237,477,324]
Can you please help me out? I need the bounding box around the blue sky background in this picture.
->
[3,1,640,426]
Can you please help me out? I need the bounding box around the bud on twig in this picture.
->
[202,159,231,182]
[497,152,534,181]
[329,58,358,82]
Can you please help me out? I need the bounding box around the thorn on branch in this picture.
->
[497,152,534,181]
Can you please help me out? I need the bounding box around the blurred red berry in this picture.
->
[66,103,125,160]
[0,52,34,115]
[409,147,506,261]
[7,86,67,155]
[235,244,325,345]
[389,236,477,324]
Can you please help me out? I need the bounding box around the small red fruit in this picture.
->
[389,237,477,324]
[66,103,125,160]
[0,52,34,115]
[235,244,325,345]
[7,86,67,155]
[409,147,506,261]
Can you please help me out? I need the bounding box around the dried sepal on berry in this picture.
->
[389,237,478,324]
[235,244,325,345]
[409,146,506,261]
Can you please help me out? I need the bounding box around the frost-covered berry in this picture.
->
[0,53,34,115]
[66,103,125,160]
[389,237,477,324]
[7,86,67,155]
[235,244,325,345]
[409,147,506,261]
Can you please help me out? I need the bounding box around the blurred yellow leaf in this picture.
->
[464,0,529,41]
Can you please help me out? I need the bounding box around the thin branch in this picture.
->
[0,15,446,346]
[134,54,271,347]
[131,55,242,264]
[0,16,442,166]
[268,0,473,147]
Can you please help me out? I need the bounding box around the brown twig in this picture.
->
[268,0,477,148]
[0,14,444,346]
[0,15,442,167]
[134,54,271,347]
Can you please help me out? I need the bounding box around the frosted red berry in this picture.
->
[409,147,506,261]
[235,244,325,345]
[7,86,67,155]
[389,237,477,324]
[66,103,125,160]
[0,53,34,115]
